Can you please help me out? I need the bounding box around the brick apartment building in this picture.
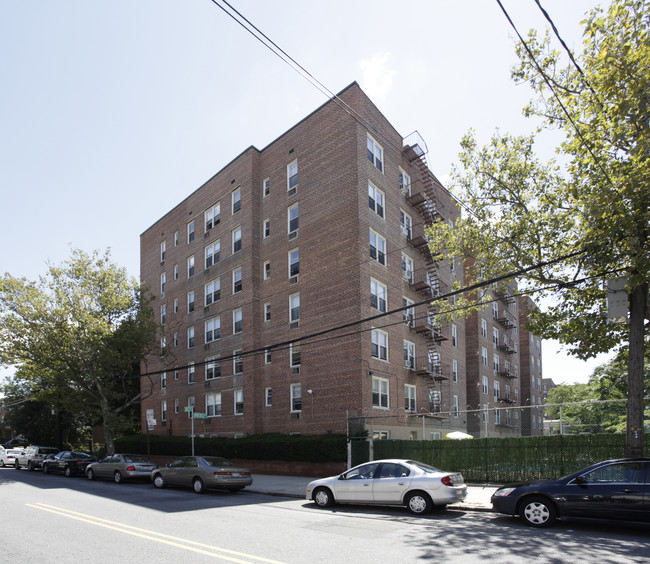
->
[140,82,542,441]
[518,296,546,435]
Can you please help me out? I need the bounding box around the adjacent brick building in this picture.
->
[140,82,541,441]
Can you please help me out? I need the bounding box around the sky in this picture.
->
[0,0,614,385]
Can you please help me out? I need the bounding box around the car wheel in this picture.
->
[27,461,34,472]
[0,460,5,467]
[193,478,205,494]
[64,466,72,478]
[42,463,49,474]
[15,460,20,469]
[313,487,334,508]
[114,471,123,484]
[406,491,433,515]
[520,496,556,528]
[87,468,95,480]
[153,473,166,488]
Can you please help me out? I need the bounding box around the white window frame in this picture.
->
[371,329,388,361]
[452,359,458,383]
[263,219,270,239]
[234,388,244,415]
[367,135,383,172]
[187,221,195,243]
[403,340,415,370]
[233,308,243,334]
[370,229,386,265]
[482,375,489,395]
[400,210,412,238]
[264,302,271,322]
[288,203,299,235]
[404,384,416,413]
[368,181,385,218]
[160,273,166,297]
[372,376,389,408]
[205,356,221,380]
[232,226,242,254]
[263,177,270,197]
[401,253,413,282]
[289,293,300,323]
[205,203,221,232]
[288,248,299,278]
[265,387,272,406]
[205,316,221,343]
[161,400,167,421]
[287,160,298,191]
[205,278,220,305]
[399,167,411,195]
[232,267,242,293]
[370,278,387,312]
[187,255,195,278]
[187,326,195,349]
[290,343,301,367]
[205,240,220,269]
[206,393,222,417]
[232,187,241,214]
[187,291,195,313]
[290,383,302,412]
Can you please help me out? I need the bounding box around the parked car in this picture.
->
[42,451,96,477]
[86,454,157,483]
[1,449,25,467]
[306,459,467,515]
[151,456,253,493]
[491,457,650,527]
[15,446,59,470]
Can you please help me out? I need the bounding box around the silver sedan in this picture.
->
[86,454,158,483]
[152,456,253,494]
[306,459,467,515]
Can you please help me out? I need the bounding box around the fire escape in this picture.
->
[402,132,450,416]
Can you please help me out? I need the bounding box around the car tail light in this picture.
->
[215,471,233,477]
[441,476,454,487]
[126,465,136,471]
[76,461,85,466]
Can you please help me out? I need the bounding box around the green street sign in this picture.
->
[194,412,207,419]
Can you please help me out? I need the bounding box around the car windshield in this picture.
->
[408,460,442,473]
[71,452,91,459]
[201,457,234,467]
[124,455,151,463]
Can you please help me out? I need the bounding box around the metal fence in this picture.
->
[351,433,643,484]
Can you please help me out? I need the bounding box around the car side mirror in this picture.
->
[575,476,587,485]
[338,474,345,481]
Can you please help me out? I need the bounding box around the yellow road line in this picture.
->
[27,503,286,564]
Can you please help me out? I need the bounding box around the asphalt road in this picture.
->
[2,467,649,563]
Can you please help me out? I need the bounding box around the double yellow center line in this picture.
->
[27,503,285,563]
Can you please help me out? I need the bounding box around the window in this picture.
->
[174,231,179,246]
[401,254,413,282]
[265,387,272,406]
[206,356,221,380]
[287,160,298,191]
[232,187,241,214]
[187,326,195,349]
[290,343,301,367]
[483,404,489,423]
[493,327,499,348]
[495,409,502,425]
[174,368,179,381]
[233,350,243,374]
[205,240,220,268]
[371,329,388,361]
[174,398,179,414]
[370,229,386,265]
[263,219,270,238]
[370,279,387,312]
[232,227,242,253]
[159,336,165,355]
[494,380,501,401]
[205,316,221,343]
[205,203,221,231]
[452,360,458,383]
[482,375,489,395]
[451,324,458,347]
[173,332,178,347]
[481,347,488,366]
[400,210,412,238]
[367,135,383,172]
[404,384,416,412]
[289,248,299,278]
[160,241,166,263]
[492,301,499,318]
[173,298,178,314]
[399,167,411,195]
[232,267,242,293]
[403,297,415,327]
[188,363,195,384]
[173,264,179,280]
[453,395,459,419]
[481,319,488,338]
[187,221,195,243]
[234,389,244,415]
[290,293,300,323]
[288,203,299,235]
[160,304,166,325]
[206,393,222,417]
[372,376,389,408]
[233,308,242,334]
[264,261,270,280]
[187,255,195,278]
[265,349,272,364]
[290,383,302,412]
[493,354,500,374]
[205,278,220,305]
[160,273,166,297]
[263,177,270,197]
[505,384,511,400]
[403,340,415,370]
[161,400,167,421]
[368,182,385,218]
[264,302,271,322]
[160,372,167,390]
[187,291,195,313]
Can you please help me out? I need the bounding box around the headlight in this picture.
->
[493,487,517,497]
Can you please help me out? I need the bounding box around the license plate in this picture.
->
[232,472,241,478]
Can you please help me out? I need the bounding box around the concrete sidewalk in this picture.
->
[248,474,497,511]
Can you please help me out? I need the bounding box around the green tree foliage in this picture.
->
[427,0,649,455]
[0,249,157,453]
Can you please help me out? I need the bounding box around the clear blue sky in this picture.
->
[0,0,612,384]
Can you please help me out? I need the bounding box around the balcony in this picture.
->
[415,356,448,380]
[495,309,516,330]
[497,341,517,355]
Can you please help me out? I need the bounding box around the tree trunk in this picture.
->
[625,282,647,458]
[100,397,115,455]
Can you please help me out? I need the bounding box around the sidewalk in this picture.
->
[248,474,496,511]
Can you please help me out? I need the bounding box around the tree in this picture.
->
[0,249,158,453]
[427,0,649,455]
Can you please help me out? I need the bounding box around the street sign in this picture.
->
[147,418,157,426]
[194,412,207,419]
[184,406,193,413]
